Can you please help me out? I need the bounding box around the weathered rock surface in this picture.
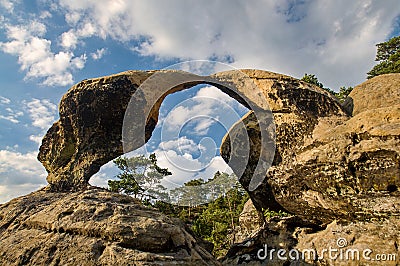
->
[38,71,153,190]
[224,199,399,265]
[38,69,342,212]
[224,213,400,265]
[221,73,400,224]
[343,73,400,115]
[0,187,219,265]
[10,70,399,265]
[234,199,264,243]
[39,69,278,191]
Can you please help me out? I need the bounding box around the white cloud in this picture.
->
[55,0,399,89]
[24,98,57,130]
[0,96,11,104]
[60,30,78,49]
[0,183,45,204]
[90,172,108,188]
[0,0,19,13]
[0,149,47,204]
[0,106,23,123]
[155,149,232,189]
[193,118,215,135]
[29,134,43,145]
[0,150,46,180]
[0,21,87,86]
[39,11,52,19]
[91,48,106,60]
[162,86,247,135]
[159,136,206,154]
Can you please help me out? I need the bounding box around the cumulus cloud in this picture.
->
[1,1,398,88]
[159,136,206,154]
[24,98,57,130]
[0,0,19,13]
[91,48,106,60]
[0,97,56,201]
[0,149,47,203]
[155,149,232,189]
[22,98,57,145]
[53,0,399,89]
[90,136,233,193]
[0,20,87,86]
[162,86,247,135]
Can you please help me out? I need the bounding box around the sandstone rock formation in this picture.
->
[38,69,343,214]
[0,187,219,265]
[224,199,399,266]
[2,70,398,265]
[221,73,400,224]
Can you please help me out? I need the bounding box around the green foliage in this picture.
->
[190,180,249,258]
[301,73,324,88]
[301,73,353,103]
[150,172,249,258]
[110,162,250,257]
[367,36,400,78]
[108,153,171,200]
[336,86,353,103]
[261,208,290,221]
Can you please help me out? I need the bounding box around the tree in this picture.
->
[151,171,249,257]
[336,86,353,103]
[191,178,249,257]
[367,35,400,78]
[301,73,353,103]
[170,178,207,219]
[301,73,324,88]
[108,153,171,200]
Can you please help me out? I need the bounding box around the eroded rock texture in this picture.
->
[11,70,398,265]
[38,71,153,190]
[221,73,400,224]
[0,187,218,265]
[38,69,342,213]
[224,199,399,266]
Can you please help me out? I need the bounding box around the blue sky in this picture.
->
[0,0,399,203]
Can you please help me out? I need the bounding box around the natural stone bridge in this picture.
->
[38,69,400,224]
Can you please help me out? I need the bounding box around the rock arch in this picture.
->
[38,69,345,214]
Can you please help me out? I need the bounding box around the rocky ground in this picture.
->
[0,187,218,265]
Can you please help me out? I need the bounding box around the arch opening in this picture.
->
[91,83,250,205]
[90,68,276,206]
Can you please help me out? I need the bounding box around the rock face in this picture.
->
[343,73,400,115]
[0,187,219,265]
[221,73,400,224]
[38,69,343,214]
[38,71,153,190]
[224,214,400,266]
[224,201,399,266]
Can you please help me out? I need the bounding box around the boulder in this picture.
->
[223,215,400,266]
[343,73,400,115]
[221,74,400,224]
[0,187,219,265]
[231,199,264,244]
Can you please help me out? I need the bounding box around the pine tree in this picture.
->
[108,153,171,201]
[367,36,400,78]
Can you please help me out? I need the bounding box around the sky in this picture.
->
[0,0,399,203]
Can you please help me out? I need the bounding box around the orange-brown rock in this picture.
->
[0,187,219,265]
[221,74,400,224]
